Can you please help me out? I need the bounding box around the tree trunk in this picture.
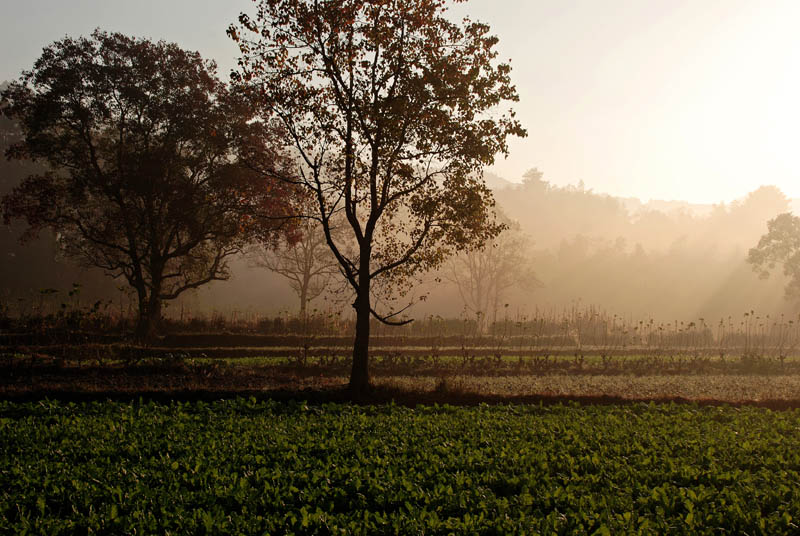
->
[299,280,308,319]
[135,291,162,343]
[475,279,486,335]
[349,269,371,394]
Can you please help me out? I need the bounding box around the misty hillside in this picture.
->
[166,170,800,323]
[482,171,517,192]
[1,154,795,323]
[620,198,715,218]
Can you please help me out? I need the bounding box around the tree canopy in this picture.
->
[252,198,341,317]
[2,30,297,339]
[748,212,800,302]
[447,212,540,332]
[230,0,525,391]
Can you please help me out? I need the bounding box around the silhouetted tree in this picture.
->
[252,202,340,317]
[0,82,18,152]
[230,0,525,392]
[1,31,296,339]
[446,214,540,332]
[748,213,800,301]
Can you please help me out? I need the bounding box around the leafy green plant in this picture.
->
[2,400,800,534]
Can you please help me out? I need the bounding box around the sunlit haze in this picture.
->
[6,3,800,525]
[2,0,799,203]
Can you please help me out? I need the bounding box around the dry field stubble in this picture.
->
[374,373,800,402]
[5,352,800,405]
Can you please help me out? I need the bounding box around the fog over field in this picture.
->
[2,122,793,323]
[185,174,796,322]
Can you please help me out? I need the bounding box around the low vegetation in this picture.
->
[3,399,800,534]
[4,307,800,404]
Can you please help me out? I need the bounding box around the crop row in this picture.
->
[3,399,800,534]
[5,347,800,378]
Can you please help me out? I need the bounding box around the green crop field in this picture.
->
[3,399,800,534]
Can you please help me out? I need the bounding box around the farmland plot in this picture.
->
[2,399,800,534]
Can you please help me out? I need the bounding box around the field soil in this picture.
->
[4,358,800,409]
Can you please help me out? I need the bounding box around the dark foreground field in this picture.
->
[3,399,800,534]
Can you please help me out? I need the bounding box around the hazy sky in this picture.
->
[2,0,799,203]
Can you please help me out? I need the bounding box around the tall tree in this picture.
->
[2,31,296,339]
[446,214,540,333]
[252,201,341,317]
[748,213,800,301]
[230,0,525,392]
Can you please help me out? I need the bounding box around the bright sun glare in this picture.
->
[471,0,800,204]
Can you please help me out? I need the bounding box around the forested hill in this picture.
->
[170,169,800,321]
[488,169,793,319]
